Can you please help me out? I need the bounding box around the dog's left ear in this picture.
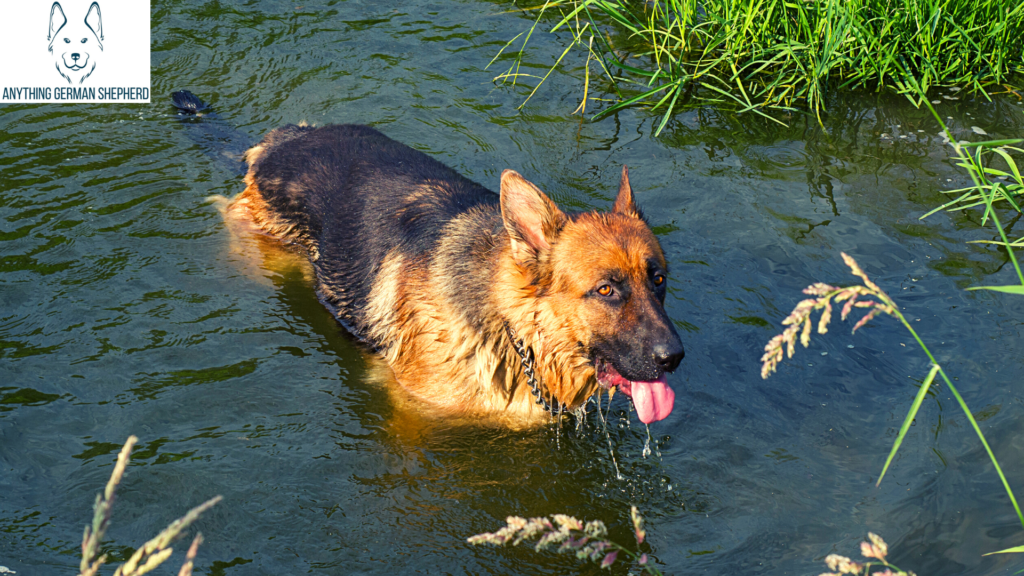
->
[500,170,567,265]
[85,2,103,50]
[612,165,643,220]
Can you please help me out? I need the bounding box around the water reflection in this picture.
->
[1,0,1023,574]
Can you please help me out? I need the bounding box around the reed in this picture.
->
[468,506,663,574]
[77,436,221,576]
[760,253,1024,555]
[494,0,1024,131]
[818,533,915,576]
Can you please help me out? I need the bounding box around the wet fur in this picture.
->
[226,124,679,426]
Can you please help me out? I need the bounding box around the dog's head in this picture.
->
[48,1,103,85]
[500,167,684,423]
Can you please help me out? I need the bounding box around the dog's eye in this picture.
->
[64,38,71,43]
[597,284,613,297]
[81,38,88,43]
[653,274,665,286]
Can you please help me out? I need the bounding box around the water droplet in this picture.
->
[847,344,854,349]
[820,351,828,356]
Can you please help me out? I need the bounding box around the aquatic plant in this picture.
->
[907,78,1024,295]
[818,533,915,576]
[468,505,663,574]
[760,252,1024,554]
[78,436,221,576]
[493,0,1024,131]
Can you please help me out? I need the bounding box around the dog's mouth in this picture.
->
[594,358,675,424]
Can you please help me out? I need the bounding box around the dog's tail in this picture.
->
[171,90,252,176]
[172,90,208,114]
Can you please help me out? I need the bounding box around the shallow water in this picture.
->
[2,0,1024,574]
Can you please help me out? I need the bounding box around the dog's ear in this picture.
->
[48,2,67,48]
[612,165,643,220]
[85,2,103,50]
[500,170,567,264]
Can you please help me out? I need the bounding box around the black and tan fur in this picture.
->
[223,123,683,426]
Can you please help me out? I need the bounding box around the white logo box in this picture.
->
[1,0,150,104]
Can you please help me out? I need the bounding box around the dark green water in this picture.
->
[2,0,1024,574]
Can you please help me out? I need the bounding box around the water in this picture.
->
[2,0,1024,574]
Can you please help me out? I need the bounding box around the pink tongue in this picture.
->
[627,377,675,424]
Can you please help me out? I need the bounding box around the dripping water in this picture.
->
[595,390,623,480]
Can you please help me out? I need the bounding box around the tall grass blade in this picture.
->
[984,545,1024,556]
[966,285,1024,294]
[486,32,526,70]
[876,364,941,487]
[959,139,1024,148]
[518,22,590,109]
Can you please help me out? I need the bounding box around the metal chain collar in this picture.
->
[502,321,559,416]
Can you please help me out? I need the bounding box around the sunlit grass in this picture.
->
[818,532,916,576]
[77,436,221,576]
[760,252,1024,555]
[494,0,1024,132]
[910,84,1024,294]
[468,506,663,574]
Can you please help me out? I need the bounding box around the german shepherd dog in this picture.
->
[221,122,684,427]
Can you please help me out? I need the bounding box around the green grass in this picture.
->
[904,71,1024,294]
[494,0,1024,132]
[760,252,1024,555]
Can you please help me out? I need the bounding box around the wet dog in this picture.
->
[222,123,684,426]
[48,1,104,85]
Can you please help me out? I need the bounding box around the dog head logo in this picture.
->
[48,2,104,85]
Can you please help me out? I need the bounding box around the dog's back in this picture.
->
[240,124,502,343]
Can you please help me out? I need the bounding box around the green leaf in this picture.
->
[549,0,590,33]
[958,139,1024,148]
[877,364,941,487]
[967,285,1024,294]
[983,544,1024,556]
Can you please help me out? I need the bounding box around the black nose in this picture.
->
[654,341,684,373]
[71,53,80,61]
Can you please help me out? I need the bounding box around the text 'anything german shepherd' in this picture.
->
[223,123,684,427]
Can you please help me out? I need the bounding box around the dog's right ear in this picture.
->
[48,2,67,49]
[500,170,567,264]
